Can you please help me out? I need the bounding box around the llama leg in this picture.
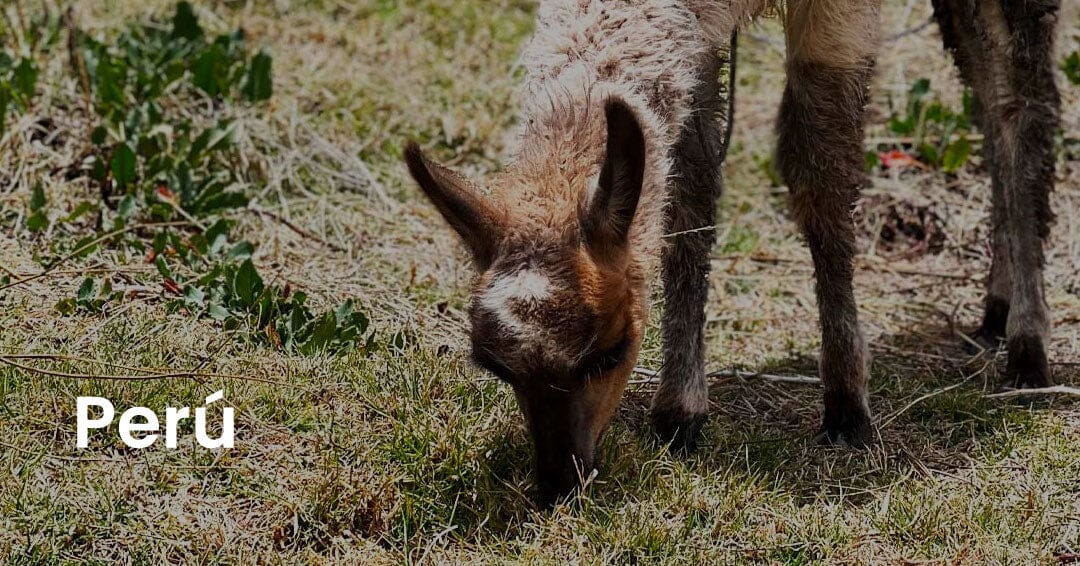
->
[777,0,880,447]
[931,0,1010,350]
[970,138,1012,350]
[987,0,1060,387]
[934,0,1060,384]
[652,52,728,451]
[970,174,1012,350]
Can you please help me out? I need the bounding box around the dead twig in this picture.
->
[744,16,933,56]
[64,7,92,113]
[876,362,988,429]
[664,224,717,239]
[631,366,820,386]
[0,354,286,386]
[707,368,820,384]
[5,353,210,375]
[711,253,979,281]
[248,206,347,253]
[883,17,934,42]
[985,386,1080,399]
[866,134,985,147]
[8,266,156,278]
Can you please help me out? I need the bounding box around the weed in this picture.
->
[1062,48,1079,85]
[869,78,974,173]
[12,2,374,355]
[54,277,123,315]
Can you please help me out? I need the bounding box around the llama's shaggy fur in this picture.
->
[405,0,1063,503]
[494,0,766,278]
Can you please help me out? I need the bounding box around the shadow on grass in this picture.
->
[609,323,1079,505]
[392,324,1077,550]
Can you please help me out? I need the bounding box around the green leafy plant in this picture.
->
[201,264,373,355]
[874,78,975,173]
[0,55,37,136]
[55,278,123,315]
[25,183,47,232]
[17,2,374,356]
[150,219,375,354]
[1063,49,1080,85]
[0,12,61,136]
[74,2,266,224]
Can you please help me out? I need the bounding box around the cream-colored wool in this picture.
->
[494,0,768,283]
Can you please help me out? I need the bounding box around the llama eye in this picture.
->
[581,334,630,377]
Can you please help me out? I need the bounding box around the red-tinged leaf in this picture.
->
[145,249,157,263]
[155,184,179,206]
[162,278,182,295]
[878,149,918,169]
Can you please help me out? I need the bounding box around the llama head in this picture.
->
[405,99,648,504]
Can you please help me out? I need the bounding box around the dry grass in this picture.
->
[0,0,1078,563]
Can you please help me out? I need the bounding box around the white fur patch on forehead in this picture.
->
[482,269,552,308]
[480,269,553,335]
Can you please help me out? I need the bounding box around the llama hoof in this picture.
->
[966,298,1008,354]
[815,421,871,448]
[816,406,872,449]
[1004,335,1053,389]
[964,326,1005,354]
[651,409,706,454]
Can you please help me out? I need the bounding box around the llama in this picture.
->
[405,0,1062,504]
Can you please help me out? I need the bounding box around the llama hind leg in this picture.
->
[652,52,728,452]
[933,0,1060,385]
[777,0,880,447]
[988,0,1060,388]
[931,0,1010,351]
[970,166,1012,351]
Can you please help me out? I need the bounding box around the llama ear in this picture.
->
[581,99,646,261]
[404,142,503,269]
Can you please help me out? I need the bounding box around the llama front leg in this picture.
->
[777,0,880,447]
[652,53,728,451]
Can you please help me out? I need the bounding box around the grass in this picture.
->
[1,0,1079,563]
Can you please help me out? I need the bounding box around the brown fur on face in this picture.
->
[464,229,645,504]
[407,100,649,503]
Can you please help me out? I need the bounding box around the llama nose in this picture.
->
[536,449,596,507]
[531,423,597,506]
[511,382,599,506]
